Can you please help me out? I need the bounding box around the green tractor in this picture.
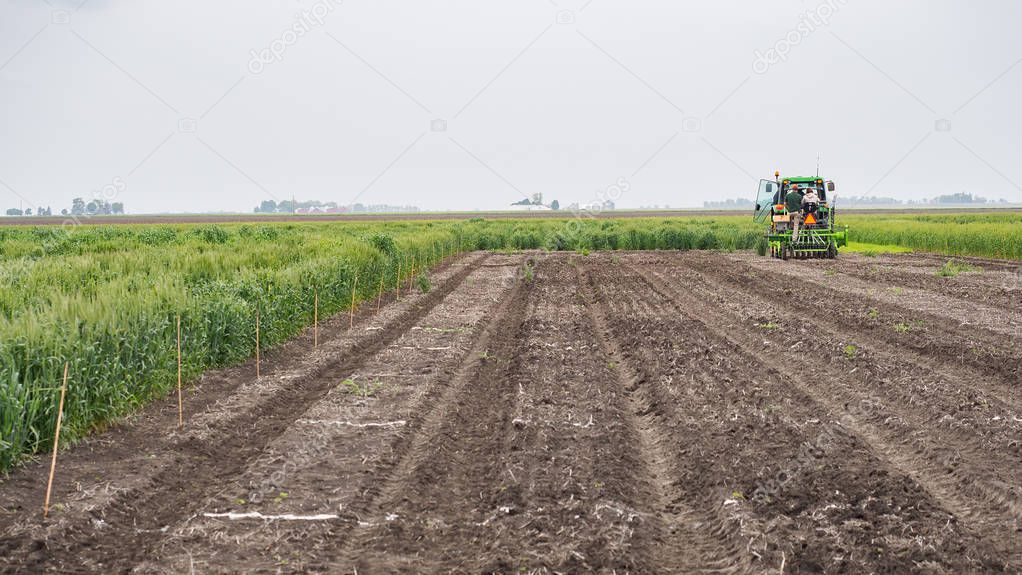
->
[754,172,847,259]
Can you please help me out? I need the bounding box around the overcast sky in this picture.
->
[1,0,1020,213]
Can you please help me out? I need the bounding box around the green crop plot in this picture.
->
[841,213,1022,260]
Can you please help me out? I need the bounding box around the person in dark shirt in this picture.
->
[785,184,803,212]
[785,184,804,241]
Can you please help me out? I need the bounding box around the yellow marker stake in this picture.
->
[177,315,183,427]
[44,363,69,518]
[350,274,358,329]
[255,308,260,378]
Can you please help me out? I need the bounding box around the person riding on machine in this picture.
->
[801,187,820,216]
[785,184,804,240]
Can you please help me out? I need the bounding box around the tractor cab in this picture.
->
[754,172,846,259]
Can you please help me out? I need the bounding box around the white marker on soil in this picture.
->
[298,420,407,428]
[203,512,339,521]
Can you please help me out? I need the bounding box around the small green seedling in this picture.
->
[522,263,534,283]
[843,345,858,359]
[341,378,382,398]
[417,274,431,293]
[894,319,925,333]
[936,259,981,278]
[867,308,879,321]
[757,322,779,330]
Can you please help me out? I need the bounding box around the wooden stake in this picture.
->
[314,288,319,349]
[349,274,358,329]
[377,275,384,312]
[177,315,183,428]
[44,362,69,518]
[255,308,260,378]
[396,260,401,300]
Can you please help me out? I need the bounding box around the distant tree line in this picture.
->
[844,192,1008,206]
[4,198,124,217]
[254,200,421,214]
[703,198,754,209]
[255,199,338,213]
[5,207,53,216]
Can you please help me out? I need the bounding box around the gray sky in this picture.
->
[1,0,1020,213]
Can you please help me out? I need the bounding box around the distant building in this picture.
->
[575,200,615,211]
[510,203,551,211]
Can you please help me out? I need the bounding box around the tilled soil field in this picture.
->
[0,251,1019,574]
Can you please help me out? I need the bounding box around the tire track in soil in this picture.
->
[454,255,673,573]
[586,255,1006,573]
[668,254,1022,465]
[790,253,1022,315]
[695,254,1022,405]
[653,255,1022,539]
[738,253,1022,340]
[575,259,747,574]
[628,254,1021,570]
[331,257,534,573]
[891,252,1022,273]
[0,254,488,574]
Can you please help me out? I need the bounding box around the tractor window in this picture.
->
[754,179,777,222]
[783,182,827,202]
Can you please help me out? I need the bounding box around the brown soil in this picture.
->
[1,251,1019,574]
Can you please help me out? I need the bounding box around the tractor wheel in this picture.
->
[781,245,790,261]
[826,243,837,259]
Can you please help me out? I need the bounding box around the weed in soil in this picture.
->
[937,259,982,277]
[341,378,383,398]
